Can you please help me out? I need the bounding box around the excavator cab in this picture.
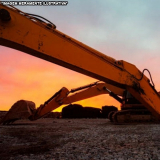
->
[121,91,145,110]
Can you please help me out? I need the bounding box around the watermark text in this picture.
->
[0,1,68,6]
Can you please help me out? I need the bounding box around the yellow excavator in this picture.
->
[0,4,160,124]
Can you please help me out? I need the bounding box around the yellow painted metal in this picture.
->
[62,83,118,104]
[0,4,160,120]
[0,5,136,87]
[34,82,123,119]
[33,87,69,119]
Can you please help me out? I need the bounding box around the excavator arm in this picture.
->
[0,4,160,122]
[30,81,124,120]
[1,81,124,124]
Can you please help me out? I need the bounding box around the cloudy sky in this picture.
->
[1,0,160,111]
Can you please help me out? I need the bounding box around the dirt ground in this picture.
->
[0,119,160,160]
[0,118,104,159]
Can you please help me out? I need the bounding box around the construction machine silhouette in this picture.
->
[0,4,160,124]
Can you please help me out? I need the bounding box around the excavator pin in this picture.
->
[0,8,11,21]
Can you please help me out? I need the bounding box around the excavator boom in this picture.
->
[0,4,160,122]
[0,5,127,87]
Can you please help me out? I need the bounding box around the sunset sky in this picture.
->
[1,0,160,112]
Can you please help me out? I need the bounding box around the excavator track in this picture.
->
[110,110,158,124]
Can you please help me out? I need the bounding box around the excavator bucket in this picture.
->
[0,100,36,125]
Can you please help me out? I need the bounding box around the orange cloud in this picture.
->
[1,47,120,112]
[1,47,159,114]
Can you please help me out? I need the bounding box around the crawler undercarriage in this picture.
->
[109,109,157,124]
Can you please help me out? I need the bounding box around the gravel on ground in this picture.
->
[0,118,160,160]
